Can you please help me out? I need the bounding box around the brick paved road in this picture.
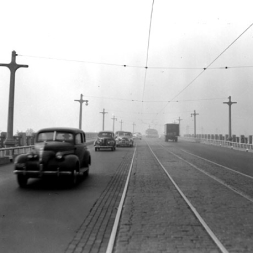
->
[65,150,134,253]
[113,143,220,253]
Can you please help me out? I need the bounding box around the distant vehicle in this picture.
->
[145,128,159,138]
[133,132,142,140]
[115,131,134,147]
[13,127,91,187]
[164,123,179,142]
[94,131,116,151]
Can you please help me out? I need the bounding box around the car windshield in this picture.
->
[37,131,74,143]
[98,132,113,138]
[117,132,132,137]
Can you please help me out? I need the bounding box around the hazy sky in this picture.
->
[1,0,253,136]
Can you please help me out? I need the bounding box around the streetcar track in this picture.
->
[180,148,253,180]
[146,142,229,253]
[106,145,137,253]
[65,148,136,253]
[159,144,253,204]
[107,140,253,252]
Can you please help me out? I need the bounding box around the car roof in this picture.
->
[98,131,114,133]
[37,127,84,134]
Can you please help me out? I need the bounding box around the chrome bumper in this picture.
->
[14,164,72,177]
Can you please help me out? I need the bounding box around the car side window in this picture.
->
[75,133,82,145]
[83,133,86,143]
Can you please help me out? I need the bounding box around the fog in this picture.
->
[1,0,253,137]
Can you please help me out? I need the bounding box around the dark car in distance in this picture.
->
[94,131,116,151]
[14,127,91,187]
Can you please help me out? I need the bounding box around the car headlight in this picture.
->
[56,152,63,159]
[27,153,38,159]
[15,162,26,167]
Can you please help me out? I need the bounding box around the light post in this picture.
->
[119,120,123,131]
[74,94,88,130]
[178,117,182,136]
[112,115,117,133]
[0,51,28,147]
[223,96,237,141]
[100,108,108,131]
[191,110,199,138]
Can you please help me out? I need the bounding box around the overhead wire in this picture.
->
[141,0,155,104]
[18,54,253,70]
[152,22,253,121]
[18,21,253,130]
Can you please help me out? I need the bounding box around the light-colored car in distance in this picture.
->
[133,132,142,140]
[115,131,134,147]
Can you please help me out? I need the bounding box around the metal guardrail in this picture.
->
[0,135,98,160]
[181,137,253,152]
[0,146,34,159]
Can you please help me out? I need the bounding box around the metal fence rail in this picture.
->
[0,146,34,159]
[180,137,253,152]
[0,133,98,160]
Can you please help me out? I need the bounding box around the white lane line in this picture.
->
[106,146,137,253]
[179,148,253,180]
[148,143,229,253]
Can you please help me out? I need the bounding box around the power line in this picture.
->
[141,0,155,106]
[153,22,253,118]
[18,55,253,70]
[85,94,225,103]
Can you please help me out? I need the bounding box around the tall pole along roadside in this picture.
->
[74,94,88,130]
[178,117,182,136]
[112,115,117,133]
[0,51,28,148]
[191,110,199,138]
[100,108,108,131]
[223,96,237,140]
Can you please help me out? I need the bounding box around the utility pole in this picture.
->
[74,94,88,130]
[177,117,182,136]
[119,120,123,131]
[112,115,117,133]
[99,108,108,131]
[133,123,136,133]
[0,51,28,147]
[223,96,237,140]
[191,110,199,138]
[186,125,189,135]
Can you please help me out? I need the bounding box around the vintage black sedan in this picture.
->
[14,127,91,187]
[94,131,116,151]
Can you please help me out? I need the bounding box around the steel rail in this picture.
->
[180,148,253,180]
[147,142,229,253]
[106,145,137,253]
[162,145,253,204]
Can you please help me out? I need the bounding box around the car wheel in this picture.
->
[17,175,28,188]
[84,167,89,177]
[70,168,77,186]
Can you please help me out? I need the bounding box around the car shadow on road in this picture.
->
[17,176,90,191]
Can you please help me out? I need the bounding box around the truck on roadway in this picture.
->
[164,123,179,142]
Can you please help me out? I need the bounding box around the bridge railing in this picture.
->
[180,137,253,152]
[0,146,34,159]
[0,132,98,160]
